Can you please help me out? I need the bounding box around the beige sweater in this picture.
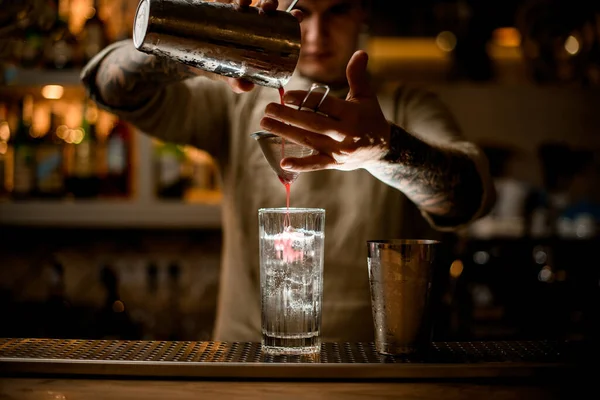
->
[82,41,494,342]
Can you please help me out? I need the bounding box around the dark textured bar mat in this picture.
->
[0,338,584,380]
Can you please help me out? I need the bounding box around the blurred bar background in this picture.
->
[0,0,599,343]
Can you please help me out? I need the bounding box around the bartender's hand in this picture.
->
[260,50,392,172]
[214,0,304,93]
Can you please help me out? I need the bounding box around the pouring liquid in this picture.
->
[277,86,292,228]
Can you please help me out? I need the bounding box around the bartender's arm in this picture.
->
[81,38,233,156]
[92,42,255,112]
[261,51,495,229]
[368,123,491,228]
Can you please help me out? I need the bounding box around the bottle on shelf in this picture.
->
[42,0,82,70]
[44,259,72,338]
[97,263,139,340]
[182,147,221,203]
[79,0,110,64]
[20,27,44,69]
[34,105,66,198]
[18,0,57,68]
[188,148,216,190]
[142,261,159,339]
[166,261,183,340]
[0,103,13,198]
[147,262,159,294]
[20,21,46,69]
[154,141,193,199]
[115,0,133,41]
[12,95,36,200]
[66,99,100,198]
[102,119,132,198]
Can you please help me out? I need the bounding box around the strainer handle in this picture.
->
[298,83,330,113]
[286,0,301,12]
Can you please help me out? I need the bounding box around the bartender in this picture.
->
[81,0,495,343]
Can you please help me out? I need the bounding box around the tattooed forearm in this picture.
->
[95,41,198,111]
[369,124,483,225]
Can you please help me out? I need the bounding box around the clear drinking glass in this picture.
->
[259,208,325,355]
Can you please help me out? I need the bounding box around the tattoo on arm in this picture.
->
[96,41,198,110]
[370,124,483,225]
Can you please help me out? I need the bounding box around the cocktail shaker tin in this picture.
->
[132,0,301,88]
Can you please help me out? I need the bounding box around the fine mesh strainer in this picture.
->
[252,83,330,184]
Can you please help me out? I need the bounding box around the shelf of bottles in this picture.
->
[0,0,222,228]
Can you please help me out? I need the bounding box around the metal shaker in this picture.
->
[367,240,440,355]
[132,0,301,88]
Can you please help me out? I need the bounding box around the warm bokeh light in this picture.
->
[0,121,10,142]
[56,125,70,140]
[449,259,464,278]
[32,104,50,138]
[85,101,99,124]
[65,103,83,128]
[565,35,580,55]
[185,146,214,165]
[70,0,94,34]
[112,300,125,313]
[66,128,85,144]
[436,31,457,52]
[41,85,65,100]
[492,27,521,48]
[95,110,117,141]
[73,128,85,144]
